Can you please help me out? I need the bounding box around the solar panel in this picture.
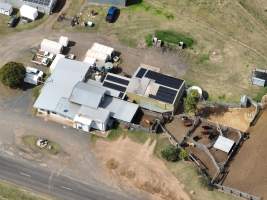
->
[148,86,177,104]
[105,74,129,86]
[103,81,126,92]
[145,70,183,89]
[23,0,52,6]
[135,68,147,78]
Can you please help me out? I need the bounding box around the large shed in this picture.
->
[20,5,38,21]
[40,39,63,55]
[4,0,57,14]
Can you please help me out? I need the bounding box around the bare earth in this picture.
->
[93,137,190,200]
[207,107,255,132]
[223,109,267,199]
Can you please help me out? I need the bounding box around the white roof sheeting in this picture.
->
[50,54,65,72]
[20,5,38,21]
[213,136,235,154]
[78,106,110,123]
[59,36,69,47]
[34,58,90,111]
[91,43,114,57]
[85,49,109,62]
[41,39,63,55]
[0,3,12,11]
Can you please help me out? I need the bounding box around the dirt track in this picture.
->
[223,109,267,199]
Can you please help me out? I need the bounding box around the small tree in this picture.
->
[161,145,180,162]
[0,62,26,88]
[179,149,189,160]
[184,89,199,114]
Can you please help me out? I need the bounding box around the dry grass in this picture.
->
[57,0,267,102]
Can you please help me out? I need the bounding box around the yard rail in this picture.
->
[213,184,262,200]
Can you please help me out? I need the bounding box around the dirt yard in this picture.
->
[93,137,190,200]
[203,107,255,132]
[223,109,267,199]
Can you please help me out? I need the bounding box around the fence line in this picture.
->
[214,184,262,200]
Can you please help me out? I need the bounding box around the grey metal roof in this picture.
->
[100,96,138,123]
[54,97,80,119]
[0,2,12,10]
[69,82,105,109]
[34,58,90,111]
[78,105,110,123]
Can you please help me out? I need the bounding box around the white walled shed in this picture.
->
[0,3,13,16]
[59,36,69,47]
[91,43,114,57]
[20,5,38,21]
[41,39,63,55]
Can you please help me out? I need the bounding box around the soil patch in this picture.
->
[93,137,190,200]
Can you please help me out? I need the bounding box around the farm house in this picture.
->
[2,0,57,14]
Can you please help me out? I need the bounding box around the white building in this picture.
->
[41,39,63,55]
[0,3,13,16]
[20,5,38,21]
[34,58,139,133]
[24,67,43,85]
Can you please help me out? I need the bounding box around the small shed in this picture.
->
[213,136,235,154]
[0,3,12,16]
[41,39,63,55]
[59,36,69,47]
[20,5,38,21]
[252,68,267,87]
[91,43,114,58]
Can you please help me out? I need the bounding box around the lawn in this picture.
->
[0,181,51,200]
[56,0,267,102]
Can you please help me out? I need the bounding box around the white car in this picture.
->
[24,67,44,85]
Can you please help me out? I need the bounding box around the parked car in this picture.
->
[106,7,120,23]
[24,67,44,85]
[8,15,20,27]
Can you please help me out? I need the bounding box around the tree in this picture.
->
[184,89,199,114]
[0,62,26,88]
[161,145,180,162]
[179,149,189,160]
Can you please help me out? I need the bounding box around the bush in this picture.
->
[161,145,180,162]
[184,89,199,114]
[145,34,153,47]
[0,62,25,88]
[179,149,189,160]
[155,30,194,47]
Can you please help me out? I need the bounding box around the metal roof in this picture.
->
[34,58,90,111]
[213,136,235,154]
[0,2,12,10]
[69,82,105,109]
[100,96,138,123]
[78,105,110,123]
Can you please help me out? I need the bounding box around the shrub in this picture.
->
[161,145,180,162]
[179,149,189,160]
[184,89,200,114]
[155,30,194,47]
[0,62,25,88]
[145,34,153,47]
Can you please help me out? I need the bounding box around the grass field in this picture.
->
[56,0,267,102]
[0,181,51,200]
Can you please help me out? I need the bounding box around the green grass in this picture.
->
[22,135,61,155]
[145,34,153,47]
[253,87,267,102]
[127,130,150,144]
[155,30,195,47]
[0,181,51,200]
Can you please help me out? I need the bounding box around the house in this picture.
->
[0,2,12,16]
[20,4,38,21]
[126,64,185,114]
[34,58,139,133]
[40,39,63,55]
[2,0,57,14]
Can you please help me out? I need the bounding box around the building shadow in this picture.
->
[126,0,142,6]
[53,0,67,13]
